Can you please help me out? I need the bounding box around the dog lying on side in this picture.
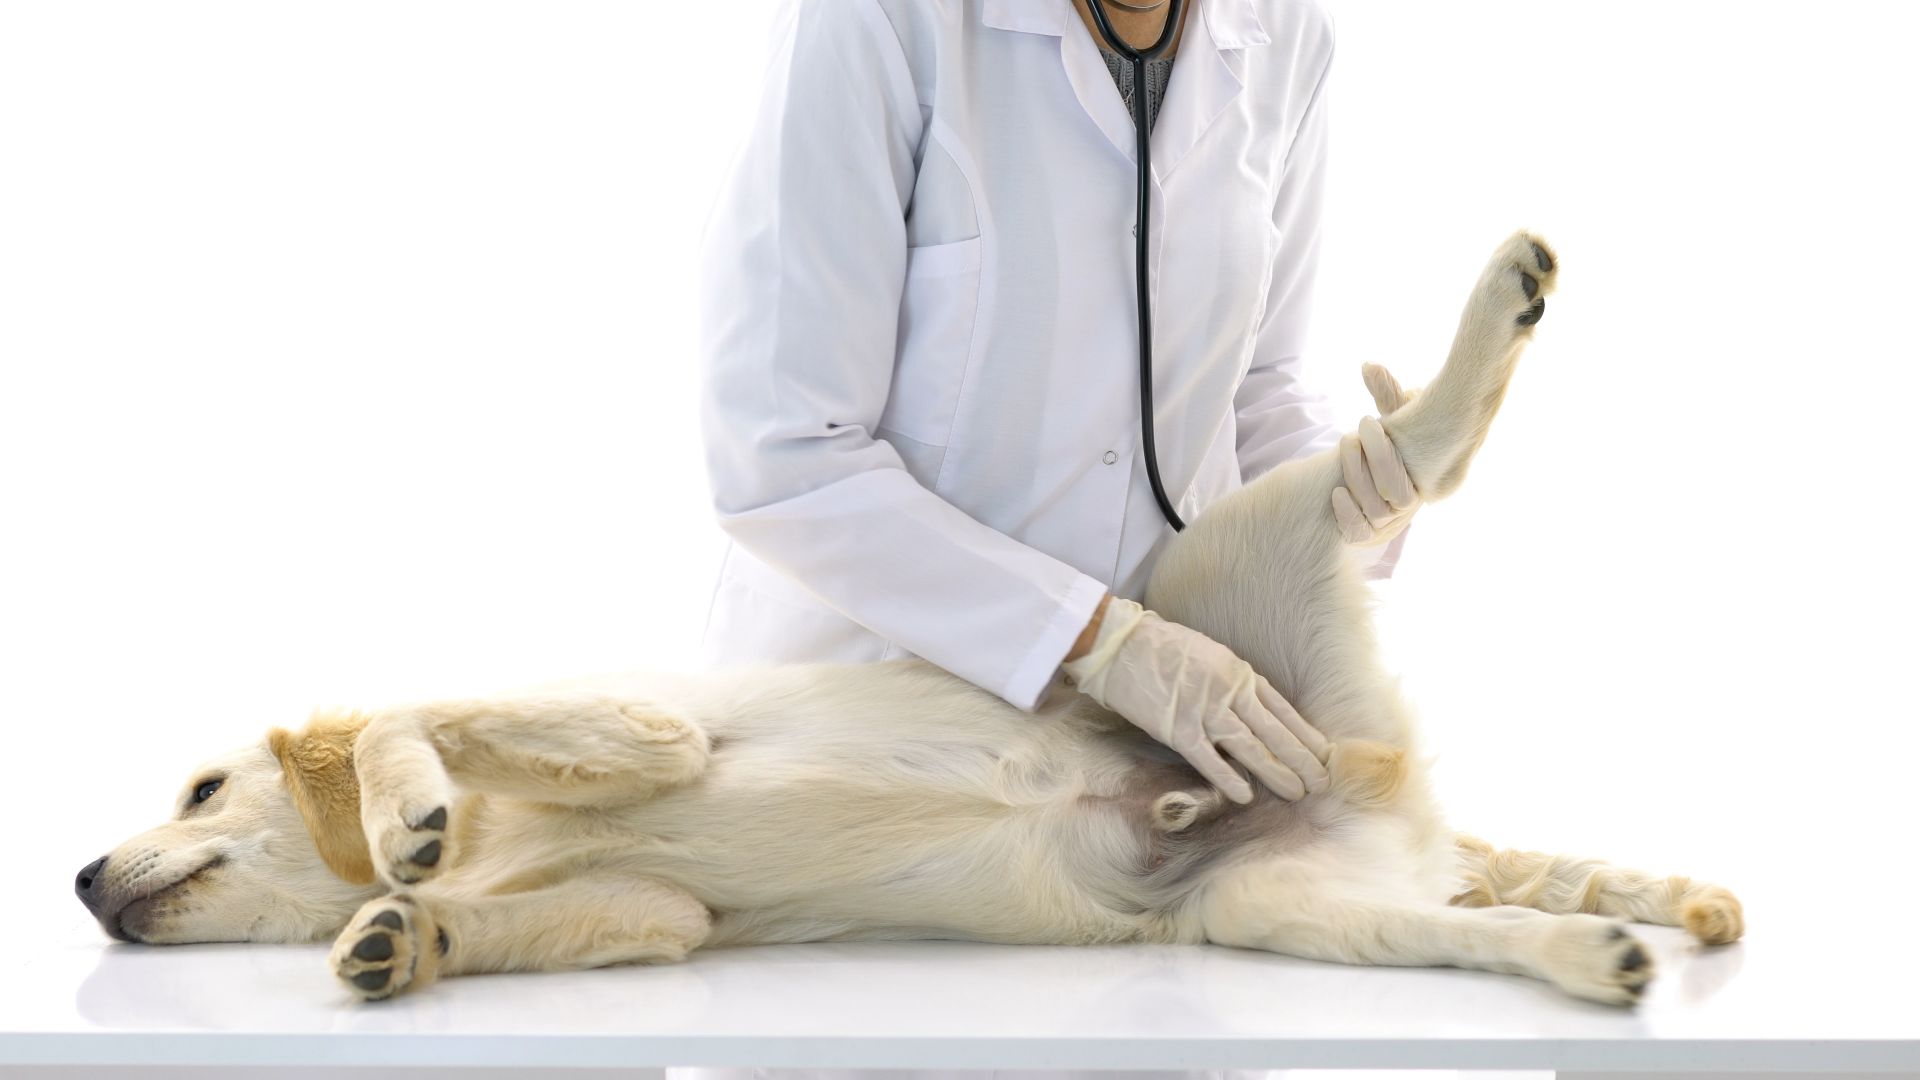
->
[76,232,1742,1005]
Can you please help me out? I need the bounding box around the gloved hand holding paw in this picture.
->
[1333,363,1422,546]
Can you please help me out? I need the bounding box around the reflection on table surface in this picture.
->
[29,917,1763,1039]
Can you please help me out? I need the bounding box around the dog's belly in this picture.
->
[609,744,1185,946]
[445,662,1433,948]
[443,754,1407,951]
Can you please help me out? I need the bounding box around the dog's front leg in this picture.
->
[354,695,711,889]
[329,875,710,1001]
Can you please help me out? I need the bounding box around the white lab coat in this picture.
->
[698,0,1398,711]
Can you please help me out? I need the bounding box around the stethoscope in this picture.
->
[1083,0,1190,532]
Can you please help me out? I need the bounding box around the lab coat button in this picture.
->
[1103,450,1118,465]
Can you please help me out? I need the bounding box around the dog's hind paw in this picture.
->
[1681,888,1745,945]
[1471,231,1559,336]
[1537,914,1655,1006]
[331,894,444,1001]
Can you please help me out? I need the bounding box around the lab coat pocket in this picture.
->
[877,235,982,449]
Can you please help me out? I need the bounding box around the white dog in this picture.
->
[76,232,1742,1006]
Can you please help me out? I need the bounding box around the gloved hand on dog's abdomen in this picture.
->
[1332,362,1422,545]
[1061,596,1331,803]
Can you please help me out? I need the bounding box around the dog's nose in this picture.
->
[75,855,109,913]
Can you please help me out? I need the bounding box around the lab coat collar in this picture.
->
[980,0,1271,52]
[985,0,1266,183]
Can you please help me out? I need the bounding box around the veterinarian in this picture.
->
[700,0,1414,810]
[694,2,1414,1077]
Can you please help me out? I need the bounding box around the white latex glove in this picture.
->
[1332,365,1422,545]
[1061,597,1331,802]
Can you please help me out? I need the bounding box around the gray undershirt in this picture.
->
[1098,49,1175,133]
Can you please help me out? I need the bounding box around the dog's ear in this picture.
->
[267,709,375,886]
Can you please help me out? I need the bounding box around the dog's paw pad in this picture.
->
[1540,915,1656,1007]
[1467,231,1559,340]
[350,967,392,992]
[351,932,394,962]
[1616,943,1649,973]
[370,801,454,887]
[331,895,440,1002]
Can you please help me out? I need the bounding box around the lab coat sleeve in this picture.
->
[698,0,1109,710]
[1231,45,1406,579]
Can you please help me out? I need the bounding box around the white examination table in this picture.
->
[3,888,1914,1080]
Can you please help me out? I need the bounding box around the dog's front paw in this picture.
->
[365,789,453,888]
[1537,915,1655,1006]
[331,894,445,1001]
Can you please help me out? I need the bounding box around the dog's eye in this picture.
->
[192,779,223,804]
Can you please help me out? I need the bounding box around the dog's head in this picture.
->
[76,710,380,944]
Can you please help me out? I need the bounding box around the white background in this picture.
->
[3,0,1917,958]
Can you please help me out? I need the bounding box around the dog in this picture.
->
[76,232,1742,1006]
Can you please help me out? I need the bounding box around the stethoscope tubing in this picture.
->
[1083,0,1189,532]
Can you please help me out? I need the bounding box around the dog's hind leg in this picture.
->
[352,694,710,888]
[330,874,709,1001]
[1450,834,1745,945]
[1377,230,1558,499]
[1198,856,1656,1006]
[1145,232,1558,744]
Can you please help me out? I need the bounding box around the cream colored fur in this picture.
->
[87,232,1740,1006]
